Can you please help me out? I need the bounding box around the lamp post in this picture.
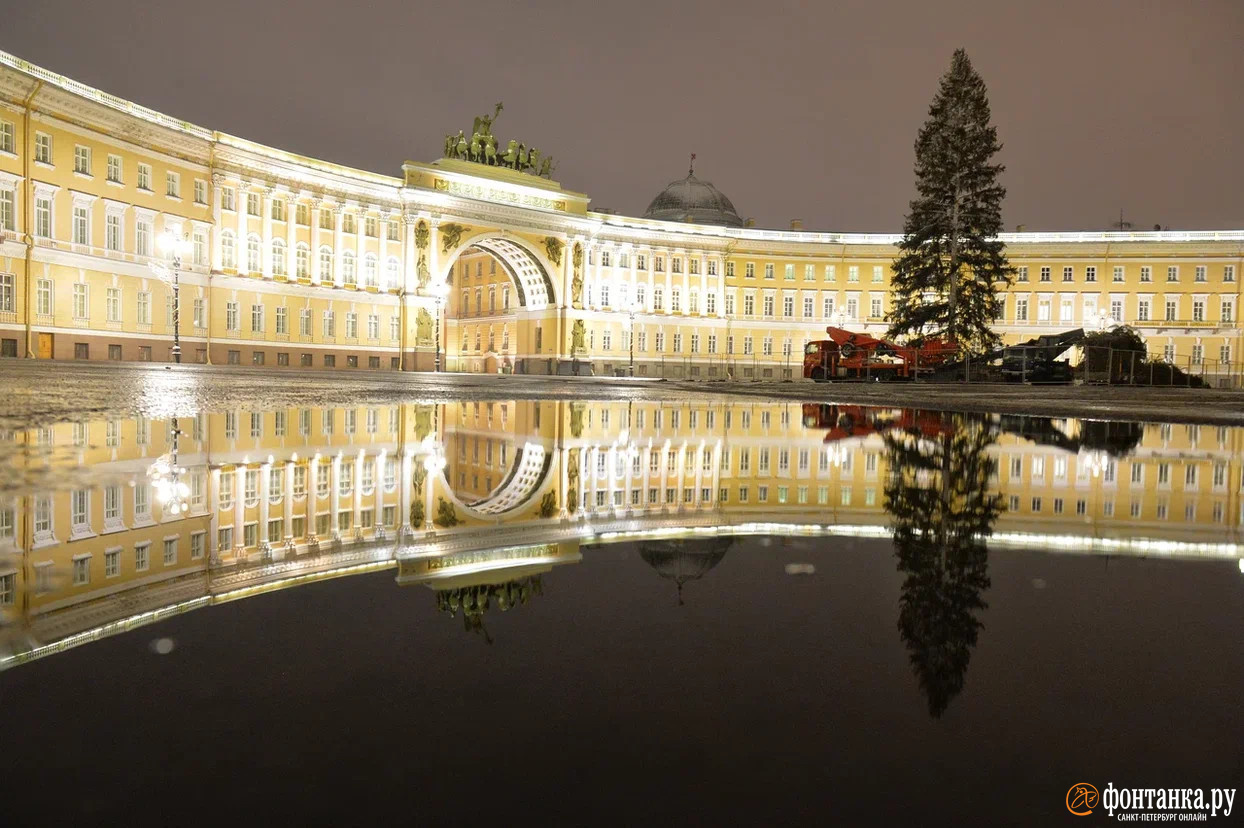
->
[149,418,190,517]
[152,231,191,364]
[430,281,449,373]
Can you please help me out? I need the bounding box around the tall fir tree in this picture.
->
[887,49,1013,353]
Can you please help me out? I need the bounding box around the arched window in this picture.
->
[246,234,261,274]
[295,243,309,279]
[271,238,286,277]
[221,231,236,270]
[653,286,665,311]
[319,246,333,282]
[364,253,378,288]
[385,257,400,290]
[342,251,356,285]
[671,287,682,313]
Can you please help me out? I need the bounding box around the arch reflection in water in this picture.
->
[396,543,581,643]
[1,399,1241,671]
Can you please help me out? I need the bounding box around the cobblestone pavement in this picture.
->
[1,360,1241,427]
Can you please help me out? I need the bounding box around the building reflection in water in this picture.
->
[0,399,1240,672]
[639,537,733,605]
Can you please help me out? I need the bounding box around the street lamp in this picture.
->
[429,281,449,372]
[149,418,190,516]
[152,230,191,364]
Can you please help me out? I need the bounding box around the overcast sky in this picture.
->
[5,0,1241,231]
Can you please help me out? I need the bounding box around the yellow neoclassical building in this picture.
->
[2,398,1241,666]
[0,49,1241,379]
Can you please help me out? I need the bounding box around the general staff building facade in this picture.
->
[0,50,1241,381]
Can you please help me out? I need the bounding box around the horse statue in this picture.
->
[503,139,519,168]
[528,148,541,174]
[539,157,554,178]
[454,130,468,159]
[444,134,455,158]
[484,135,498,166]
[469,132,482,162]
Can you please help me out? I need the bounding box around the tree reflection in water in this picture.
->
[883,412,1001,718]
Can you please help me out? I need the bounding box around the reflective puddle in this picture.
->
[1,398,1241,823]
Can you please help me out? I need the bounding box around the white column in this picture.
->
[258,462,271,547]
[400,451,413,533]
[306,458,319,541]
[403,215,418,293]
[211,174,224,270]
[284,460,295,539]
[236,186,247,269]
[374,452,385,534]
[261,189,273,279]
[233,467,245,554]
[353,452,364,533]
[209,467,221,559]
[334,207,345,285]
[330,455,341,538]
[429,221,441,283]
[354,207,365,285]
[285,196,296,278]
[310,200,322,283]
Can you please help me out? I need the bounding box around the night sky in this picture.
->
[5,0,1242,232]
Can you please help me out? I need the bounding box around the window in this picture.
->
[36,278,52,316]
[1167,266,1178,282]
[1195,265,1207,283]
[166,171,180,198]
[1225,266,1235,282]
[764,263,774,279]
[225,301,239,331]
[343,213,356,234]
[251,303,264,333]
[35,132,52,164]
[323,310,335,337]
[136,291,151,325]
[1062,266,1073,282]
[106,213,122,251]
[221,231,236,269]
[0,187,13,232]
[34,196,51,238]
[72,204,89,245]
[848,266,859,283]
[247,236,261,273]
[271,238,286,276]
[247,192,260,215]
[73,556,90,585]
[0,273,12,314]
[1016,266,1028,282]
[271,198,285,221]
[1085,266,1096,282]
[105,285,121,320]
[1113,266,1124,282]
[72,283,88,319]
[0,119,13,154]
[193,230,208,266]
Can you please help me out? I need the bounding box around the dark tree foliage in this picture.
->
[887,50,1013,353]
[883,412,1001,717]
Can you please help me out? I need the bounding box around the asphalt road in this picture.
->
[0,360,1241,426]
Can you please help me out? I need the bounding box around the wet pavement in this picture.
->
[2,361,1241,431]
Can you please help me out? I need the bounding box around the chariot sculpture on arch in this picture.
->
[443,102,556,178]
